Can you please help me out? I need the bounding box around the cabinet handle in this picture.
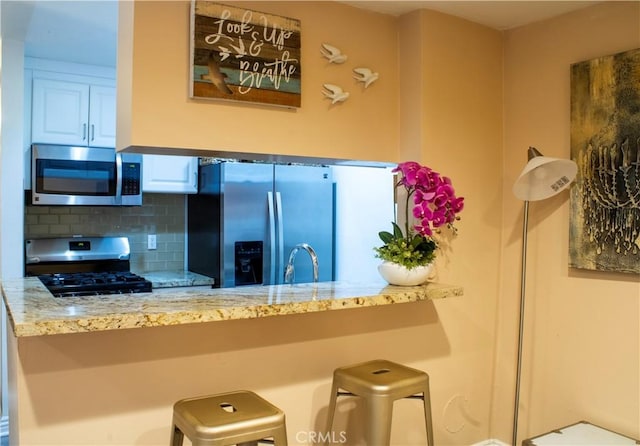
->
[82,123,87,141]
[91,124,95,142]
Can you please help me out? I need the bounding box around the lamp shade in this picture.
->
[513,147,578,201]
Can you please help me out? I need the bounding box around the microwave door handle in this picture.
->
[115,152,123,205]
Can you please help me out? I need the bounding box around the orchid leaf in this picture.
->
[378,231,394,244]
[391,222,404,239]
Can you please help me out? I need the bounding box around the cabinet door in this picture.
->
[142,155,198,193]
[88,85,116,148]
[31,78,89,145]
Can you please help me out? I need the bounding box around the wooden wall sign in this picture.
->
[569,48,640,274]
[190,1,301,108]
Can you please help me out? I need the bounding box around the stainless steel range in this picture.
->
[25,236,152,297]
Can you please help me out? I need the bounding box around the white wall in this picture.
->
[0,41,25,278]
[0,35,26,436]
[332,165,395,283]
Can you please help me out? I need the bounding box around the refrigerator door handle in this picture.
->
[275,191,284,284]
[267,191,277,285]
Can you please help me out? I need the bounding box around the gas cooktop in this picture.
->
[37,271,152,297]
[25,236,152,297]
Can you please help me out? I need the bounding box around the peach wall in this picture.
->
[11,301,478,445]
[494,2,640,443]
[10,3,505,445]
[9,2,639,446]
[118,1,400,162]
[399,9,505,444]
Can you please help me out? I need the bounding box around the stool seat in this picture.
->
[325,359,434,446]
[171,390,288,446]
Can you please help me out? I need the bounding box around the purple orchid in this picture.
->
[393,161,464,239]
[375,161,463,269]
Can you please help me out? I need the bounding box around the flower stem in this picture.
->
[405,188,412,239]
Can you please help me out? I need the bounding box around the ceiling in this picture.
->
[2,0,119,67]
[2,1,603,67]
[339,1,602,30]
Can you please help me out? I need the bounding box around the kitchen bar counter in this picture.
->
[2,278,463,337]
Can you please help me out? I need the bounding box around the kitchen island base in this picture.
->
[3,281,462,445]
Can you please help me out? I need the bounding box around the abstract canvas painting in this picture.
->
[569,48,640,274]
[190,1,301,108]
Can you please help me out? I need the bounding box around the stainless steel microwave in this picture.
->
[31,144,142,206]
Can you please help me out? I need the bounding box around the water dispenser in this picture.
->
[234,241,263,286]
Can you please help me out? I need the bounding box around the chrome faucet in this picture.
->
[284,243,319,284]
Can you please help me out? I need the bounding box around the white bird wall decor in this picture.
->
[320,43,348,64]
[353,67,379,89]
[322,84,349,104]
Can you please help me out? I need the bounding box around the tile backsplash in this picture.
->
[25,193,187,272]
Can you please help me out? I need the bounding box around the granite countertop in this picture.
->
[134,270,215,288]
[1,278,463,337]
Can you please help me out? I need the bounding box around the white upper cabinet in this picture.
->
[31,78,116,148]
[143,155,199,194]
[26,59,198,194]
[88,85,117,147]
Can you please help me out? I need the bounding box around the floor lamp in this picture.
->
[511,147,577,446]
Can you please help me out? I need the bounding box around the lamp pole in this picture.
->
[511,147,577,445]
[512,200,529,446]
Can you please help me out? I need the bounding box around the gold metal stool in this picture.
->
[325,359,434,446]
[171,390,288,446]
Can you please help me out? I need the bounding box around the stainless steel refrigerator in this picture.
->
[187,161,334,287]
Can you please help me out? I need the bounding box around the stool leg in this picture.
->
[365,396,393,446]
[421,391,434,446]
[170,425,184,446]
[271,426,289,446]
[324,380,340,445]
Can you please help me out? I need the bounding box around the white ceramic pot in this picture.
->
[377,261,433,286]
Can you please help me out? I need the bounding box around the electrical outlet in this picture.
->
[148,234,157,250]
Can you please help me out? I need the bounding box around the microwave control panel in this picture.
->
[122,162,141,195]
